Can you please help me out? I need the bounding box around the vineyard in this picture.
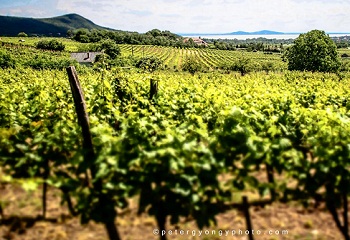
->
[117,44,286,71]
[1,37,287,72]
[1,37,350,240]
[2,37,349,72]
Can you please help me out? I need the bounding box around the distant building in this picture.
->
[70,52,102,65]
[183,37,208,46]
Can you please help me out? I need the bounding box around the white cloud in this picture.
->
[0,0,350,33]
[0,0,63,17]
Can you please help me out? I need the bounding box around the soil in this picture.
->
[0,181,348,240]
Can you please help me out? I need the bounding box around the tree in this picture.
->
[98,39,121,59]
[73,28,90,43]
[17,32,27,37]
[232,56,252,76]
[146,29,162,37]
[284,30,340,73]
[181,57,203,75]
[219,55,255,76]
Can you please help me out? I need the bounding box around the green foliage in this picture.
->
[181,57,204,74]
[93,53,109,69]
[232,57,252,76]
[2,70,350,236]
[285,30,341,73]
[219,56,257,76]
[98,39,121,59]
[85,39,121,60]
[35,39,65,51]
[71,28,184,48]
[112,55,138,67]
[115,44,288,72]
[0,43,78,70]
[2,40,350,240]
[146,29,179,40]
[261,61,277,73]
[73,28,90,43]
[25,54,76,70]
[0,50,16,69]
[340,61,350,72]
[135,56,163,72]
[17,32,28,37]
[94,53,136,70]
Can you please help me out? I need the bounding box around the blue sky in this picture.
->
[0,0,349,33]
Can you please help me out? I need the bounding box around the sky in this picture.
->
[0,0,350,34]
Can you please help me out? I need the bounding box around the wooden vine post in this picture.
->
[0,203,3,220]
[265,163,276,201]
[66,66,121,240]
[242,196,255,240]
[42,158,49,219]
[149,78,158,100]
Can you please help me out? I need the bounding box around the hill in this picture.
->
[0,13,112,36]
[228,30,285,35]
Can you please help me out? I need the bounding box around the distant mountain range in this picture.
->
[0,13,113,36]
[180,30,350,36]
[179,30,296,36]
[227,30,350,35]
[228,30,285,35]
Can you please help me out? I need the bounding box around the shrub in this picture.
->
[35,39,65,51]
[260,61,277,73]
[181,57,203,75]
[135,56,163,72]
[219,56,255,76]
[0,50,16,69]
[98,39,121,59]
[340,61,350,72]
[17,32,28,37]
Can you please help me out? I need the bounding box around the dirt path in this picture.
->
[0,183,346,240]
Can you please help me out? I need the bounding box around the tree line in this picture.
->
[68,28,287,52]
[67,28,199,48]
